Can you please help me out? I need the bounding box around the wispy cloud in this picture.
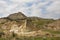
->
[0,0,60,19]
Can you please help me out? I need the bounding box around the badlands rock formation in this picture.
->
[0,12,60,38]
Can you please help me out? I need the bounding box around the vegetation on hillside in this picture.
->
[0,12,60,40]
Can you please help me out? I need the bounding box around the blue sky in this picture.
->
[0,0,60,19]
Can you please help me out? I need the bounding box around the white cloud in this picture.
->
[45,0,60,19]
[0,0,60,19]
[10,0,34,3]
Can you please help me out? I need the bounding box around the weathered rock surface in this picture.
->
[0,12,60,38]
[7,12,26,20]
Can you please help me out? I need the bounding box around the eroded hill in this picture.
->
[0,12,60,40]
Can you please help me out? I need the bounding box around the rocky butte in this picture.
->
[0,12,60,39]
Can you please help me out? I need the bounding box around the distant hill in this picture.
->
[7,12,27,20]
